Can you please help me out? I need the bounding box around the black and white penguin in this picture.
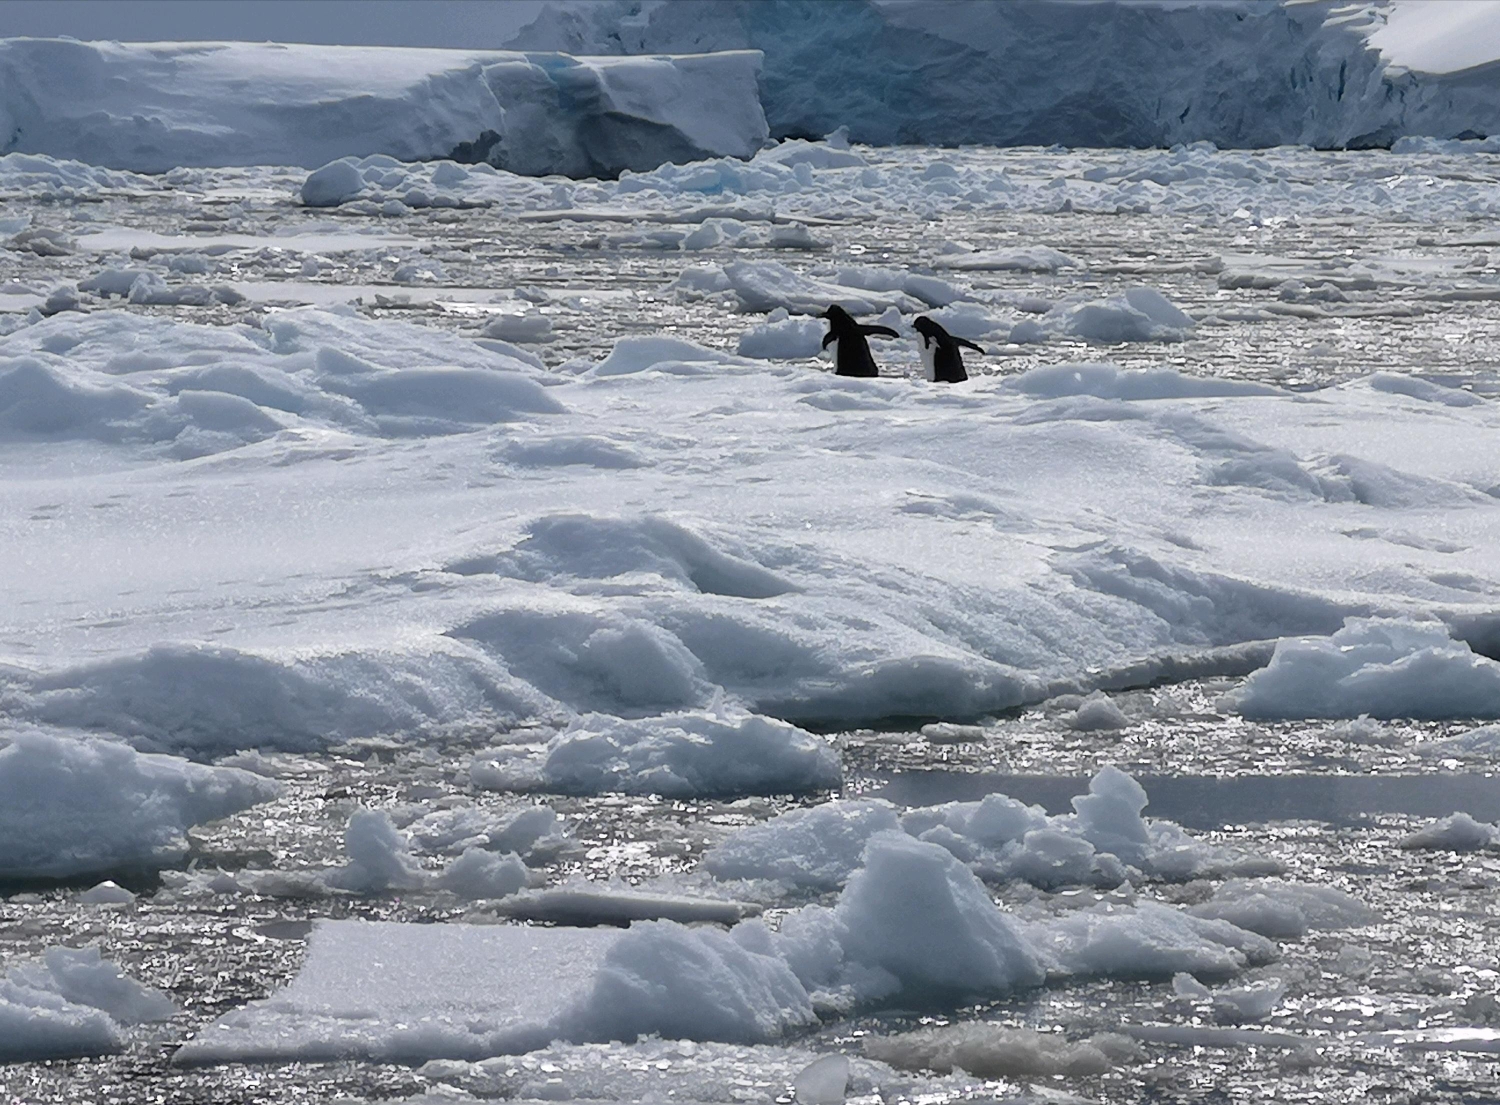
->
[912,316,985,383]
[819,304,900,377]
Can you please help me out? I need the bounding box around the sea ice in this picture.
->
[1229,618,1500,720]
[0,946,176,1062]
[471,711,841,799]
[0,731,280,881]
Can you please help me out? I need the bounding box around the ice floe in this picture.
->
[0,731,280,882]
[0,946,175,1061]
[1228,618,1500,720]
[706,768,1273,892]
[180,830,1275,1062]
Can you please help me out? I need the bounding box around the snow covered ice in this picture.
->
[8,3,1500,1103]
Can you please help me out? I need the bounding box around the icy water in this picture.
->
[6,144,1500,1104]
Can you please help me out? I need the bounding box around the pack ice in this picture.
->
[511,0,1500,149]
[178,832,1279,1063]
[0,39,767,176]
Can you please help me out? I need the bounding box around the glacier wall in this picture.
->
[509,0,1500,150]
[0,38,768,176]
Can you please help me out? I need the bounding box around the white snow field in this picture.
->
[0,39,767,176]
[510,0,1500,149]
[6,57,1500,1105]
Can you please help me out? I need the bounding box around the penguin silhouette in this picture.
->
[912,316,985,383]
[819,305,899,377]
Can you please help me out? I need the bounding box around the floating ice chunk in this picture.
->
[756,139,866,170]
[1055,287,1195,343]
[1399,812,1497,851]
[16,946,177,1026]
[438,848,529,900]
[302,159,367,207]
[6,226,75,256]
[865,1023,1138,1078]
[793,1054,849,1104]
[78,881,136,905]
[407,803,569,862]
[673,260,924,315]
[1026,902,1278,982]
[820,832,1047,1001]
[77,268,152,298]
[922,301,1006,338]
[176,921,622,1063]
[1229,618,1500,720]
[1172,971,1213,1000]
[704,800,903,890]
[932,246,1080,273]
[0,946,176,1061]
[1067,691,1129,730]
[829,266,965,308]
[472,711,841,799]
[1211,979,1287,1024]
[481,311,553,343]
[482,886,760,926]
[1190,878,1380,939]
[179,918,815,1063]
[1418,725,1500,760]
[326,809,427,893]
[768,223,830,250]
[0,732,281,881]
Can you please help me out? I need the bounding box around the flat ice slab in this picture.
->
[177,920,621,1063]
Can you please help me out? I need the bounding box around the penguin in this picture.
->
[819,304,900,377]
[912,316,985,383]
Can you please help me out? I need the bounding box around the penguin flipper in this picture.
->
[821,330,836,350]
[956,337,987,355]
[860,325,901,339]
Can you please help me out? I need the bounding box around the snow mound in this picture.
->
[0,946,176,1061]
[20,640,537,755]
[589,334,756,376]
[1008,362,1278,401]
[0,308,563,455]
[510,0,1500,150]
[0,731,281,881]
[0,39,768,177]
[1012,288,1197,345]
[737,309,826,360]
[1229,618,1500,720]
[470,711,841,798]
[709,768,1270,892]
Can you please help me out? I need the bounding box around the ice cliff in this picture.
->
[0,38,767,176]
[510,0,1500,150]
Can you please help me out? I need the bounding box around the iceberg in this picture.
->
[0,38,767,176]
[510,0,1500,150]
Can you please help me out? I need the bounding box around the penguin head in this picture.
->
[819,304,857,331]
[912,316,945,342]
